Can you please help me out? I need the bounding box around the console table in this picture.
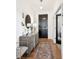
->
[19,33,38,55]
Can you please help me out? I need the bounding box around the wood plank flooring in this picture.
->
[21,38,61,59]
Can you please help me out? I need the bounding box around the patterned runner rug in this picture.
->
[35,43,53,59]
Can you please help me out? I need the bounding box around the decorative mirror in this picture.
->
[25,15,31,27]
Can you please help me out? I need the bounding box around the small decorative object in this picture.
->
[27,23,32,34]
[27,23,31,27]
[21,22,24,26]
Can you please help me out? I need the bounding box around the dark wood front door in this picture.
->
[39,14,48,38]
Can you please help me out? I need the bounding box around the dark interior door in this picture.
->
[39,14,48,38]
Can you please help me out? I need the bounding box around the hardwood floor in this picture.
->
[21,38,61,59]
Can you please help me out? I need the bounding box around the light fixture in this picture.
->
[40,0,43,2]
[40,6,43,10]
[40,0,43,10]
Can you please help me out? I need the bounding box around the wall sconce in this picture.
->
[22,13,24,18]
[21,22,24,26]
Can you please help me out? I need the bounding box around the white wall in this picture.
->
[48,13,54,40]
[16,0,36,44]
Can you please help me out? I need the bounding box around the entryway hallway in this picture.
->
[21,38,61,59]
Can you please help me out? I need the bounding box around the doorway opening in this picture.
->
[56,14,63,44]
[38,14,48,38]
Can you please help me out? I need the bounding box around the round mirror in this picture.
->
[25,15,31,27]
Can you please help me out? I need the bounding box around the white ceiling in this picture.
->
[17,0,63,14]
